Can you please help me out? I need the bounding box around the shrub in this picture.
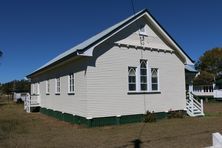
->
[167,110,184,119]
[144,111,156,123]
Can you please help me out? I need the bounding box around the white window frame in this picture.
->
[68,73,75,94]
[128,59,160,93]
[55,77,60,94]
[151,68,159,91]
[46,80,50,95]
[128,67,137,92]
[31,83,35,95]
[140,60,148,91]
[36,82,40,95]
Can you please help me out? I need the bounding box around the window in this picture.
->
[151,68,159,91]
[31,83,35,95]
[140,60,147,91]
[128,67,136,91]
[31,83,40,95]
[46,80,50,94]
[55,77,60,94]
[128,60,160,93]
[68,73,74,93]
[36,82,40,95]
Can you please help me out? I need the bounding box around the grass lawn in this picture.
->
[1,97,222,148]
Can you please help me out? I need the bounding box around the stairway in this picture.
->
[186,92,204,117]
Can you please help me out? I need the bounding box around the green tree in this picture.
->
[0,79,30,95]
[194,48,222,85]
[197,48,222,75]
[193,71,214,85]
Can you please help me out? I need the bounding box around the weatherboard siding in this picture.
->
[31,57,88,117]
[83,18,186,118]
[86,44,186,118]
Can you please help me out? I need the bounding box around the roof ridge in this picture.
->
[28,9,148,77]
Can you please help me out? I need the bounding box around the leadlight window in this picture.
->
[140,60,147,91]
[128,67,136,91]
[151,68,158,91]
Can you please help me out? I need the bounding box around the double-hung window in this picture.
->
[36,82,40,95]
[140,60,147,91]
[46,80,50,94]
[68,73,74,93]
[151,68,159,91]
[55,77,60,94]
[31,83,35,95]
[128,67,136,91]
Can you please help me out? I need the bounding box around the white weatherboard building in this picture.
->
[26,9,203,127]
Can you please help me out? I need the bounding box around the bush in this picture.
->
[167,110,184,119]
[144,111,156,123]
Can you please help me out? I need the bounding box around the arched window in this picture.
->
[151,68,158,91]
[140,60,147,91]
[128,67,136,91]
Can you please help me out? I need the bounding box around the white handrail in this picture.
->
[186,92,204,116]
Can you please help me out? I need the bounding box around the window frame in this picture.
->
[68,73,75,94]
[151,68,159,92]
[31,83,35,95]
[128,67,137,92]
[127,59,160,94]
[46,80,50,95]
[140,60,148,91]
[36,82,40,95]
[55,77,60,95]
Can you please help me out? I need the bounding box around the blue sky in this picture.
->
[0,0,222,83]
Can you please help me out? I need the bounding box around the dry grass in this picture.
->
[0,96,222,148]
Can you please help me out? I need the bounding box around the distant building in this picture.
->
[12,90,30,102]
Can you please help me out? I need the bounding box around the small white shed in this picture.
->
[13,91,30,102]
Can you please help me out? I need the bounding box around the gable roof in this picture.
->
[27,9,195,78]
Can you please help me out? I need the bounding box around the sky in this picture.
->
[0,0,222,83]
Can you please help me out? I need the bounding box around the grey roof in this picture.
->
[28,9,195,77]
[30,10,146,76]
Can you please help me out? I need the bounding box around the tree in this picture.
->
[197,48,222,75]
[0,79,30,95]
[193,71,214,85]
[194,48,222,85]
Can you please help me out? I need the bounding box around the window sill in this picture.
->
[127,91,161,95]
[31,94,39,96]
[68,92,75,95]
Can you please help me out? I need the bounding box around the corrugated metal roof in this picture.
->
[27,9,195,77]
[30,10,146,76]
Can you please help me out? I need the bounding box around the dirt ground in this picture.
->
[0,97,222,148]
